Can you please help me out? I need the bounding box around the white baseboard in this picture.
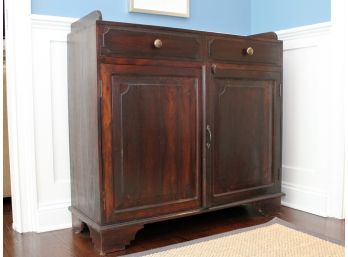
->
[281,182,328,217]
[36,201,72,232]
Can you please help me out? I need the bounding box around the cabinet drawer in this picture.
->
[209,37,282,65]
[101,27,202,60]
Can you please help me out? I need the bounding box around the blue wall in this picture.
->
[31,0,251,35]
[32,0,331,35]
[251,0,331,33]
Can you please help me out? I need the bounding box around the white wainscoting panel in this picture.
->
[277,22,345,218]
[31,14,76,232]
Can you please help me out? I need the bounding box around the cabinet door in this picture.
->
[101,64,202,223]
[208,64,282,206]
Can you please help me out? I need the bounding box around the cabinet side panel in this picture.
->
[68,20,101,223]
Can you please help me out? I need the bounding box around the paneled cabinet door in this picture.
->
[100,64,202,223]
[208,65,282,206]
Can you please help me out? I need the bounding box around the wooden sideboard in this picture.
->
[68,10,283,255]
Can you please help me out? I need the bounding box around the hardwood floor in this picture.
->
[3,198,344,257]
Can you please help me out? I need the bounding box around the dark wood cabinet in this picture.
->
[68,11,283,255]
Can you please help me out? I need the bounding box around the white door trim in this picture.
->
[5,0,39,232]
[327,0,347,219]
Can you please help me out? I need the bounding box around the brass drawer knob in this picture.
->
[246,47,254,56]
[154,39,163,49]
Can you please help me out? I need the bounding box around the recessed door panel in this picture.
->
[210,66,281,206]
[101,64,202,223]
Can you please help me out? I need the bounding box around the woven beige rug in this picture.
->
[122,218,344,257]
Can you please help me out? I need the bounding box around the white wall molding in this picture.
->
[31,14,77,31]
[276,22,331,41]
[277,22,330,51]
[277,21,345,219]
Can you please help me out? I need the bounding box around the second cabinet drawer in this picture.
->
[101,26,203,60]
[209,37,282,65]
